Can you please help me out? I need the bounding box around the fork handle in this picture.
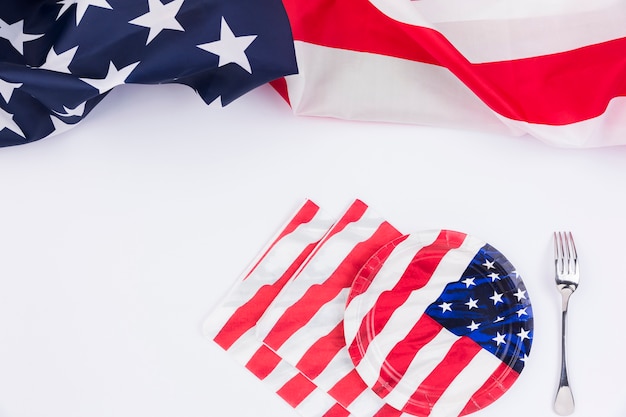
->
[555,291,575,415]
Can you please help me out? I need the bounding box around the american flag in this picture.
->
[344,230,533,416]
[0,0,297,146]
[274,0,626,147]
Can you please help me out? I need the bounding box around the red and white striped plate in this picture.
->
[343,230,533,417]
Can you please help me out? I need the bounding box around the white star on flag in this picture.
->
[438,302,452,313]
[467,320,480,331]
[0,108,24,138]
[465,297,479,309]
[493,332,507,346]
[80,61,140,94]
[57,0,113,25]
[489,291,504,305]
[517,328,531,341]
[129,0,185,44]
[461,277,475,288]
[513,288,527,301]
[39,45,79,74]
[0,79,23,103]
[53,102,86,118]
[197,17,257,73]
[0,18,44,55]
[482,259,495,269]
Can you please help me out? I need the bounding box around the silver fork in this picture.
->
[553,231,579,415]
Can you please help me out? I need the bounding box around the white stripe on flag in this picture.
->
[286,43,512,134]
[428,347,503,417]
[277,288,351,363]
[370,0,626,62]
[343,232,439,345]
[496,98,626,148]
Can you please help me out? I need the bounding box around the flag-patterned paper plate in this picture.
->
[343,230,533,417]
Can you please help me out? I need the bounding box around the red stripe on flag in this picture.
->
[296,322,344,379]
[322,403,352,417]
[263,221,402,351]
[459,361,520,416]
[214,240,321,350]
[244,199,320,281]
[245,345,282,380]
[327,368,370,407]
[346,234,410,306]
[282,0,626,125]
[401,336,483,416]
[348,230,466,365]
[371,314,443,398]
[276,373,319,408]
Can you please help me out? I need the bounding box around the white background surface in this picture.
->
[0,83,624,417]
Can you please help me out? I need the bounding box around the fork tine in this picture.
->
[554,231,564,272]
[566,232,578,274]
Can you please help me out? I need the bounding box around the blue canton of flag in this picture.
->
[0,0,298,147]
[425,243,533,374]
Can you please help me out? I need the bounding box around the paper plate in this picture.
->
[343,230,533,417]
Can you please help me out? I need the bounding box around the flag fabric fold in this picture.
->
[204,200,534,417]
[275,0,626,148]
[0,0,297,147]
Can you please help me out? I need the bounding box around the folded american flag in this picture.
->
[0,0,296,146]
[3,1,625,148]
[204,200,534,417]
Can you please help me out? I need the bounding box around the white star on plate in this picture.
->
[517,328,531,341]
[513,288,527,302]
[465,297,478,310]
[0,107,24,138]
[80,61,140,94]
[488,272,500,282]
[482,259,495,269]
[129,0,185,44]
[197,17,257,73]
[438,302,452,313]
[0,79,23,103]
[53,102,86,118]
[461,277,475,288]
[0,18,44,55]
[467,320,480,331]
[57,0,113,25]
[494,316,504,323]
[39,45,78,74]
[516,307,528,317]
[489,291,504,305]
[492,332,507,346]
